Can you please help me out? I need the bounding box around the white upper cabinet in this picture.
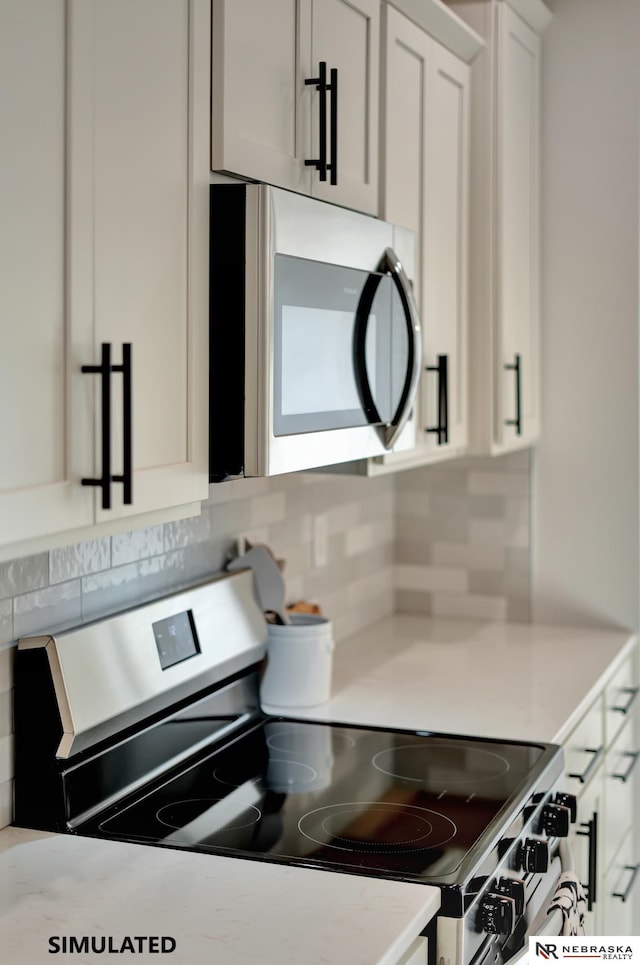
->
[0,0,210,553]
[0,0,94,546]
[364,0,481,474]
[211,0,379,215]
[446,0,551,454]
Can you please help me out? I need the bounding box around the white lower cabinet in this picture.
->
[562,650,639,935]
[0,0,210,554]
[603,831,639,936]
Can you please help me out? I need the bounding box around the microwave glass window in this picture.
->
[273,254,394,436]
[280,306,378,416]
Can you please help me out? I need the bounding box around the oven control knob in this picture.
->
[518,838,549,873]
[539,803,571,838]
[494,877,525,916]
[554,792,578,823]
[478,894,515,935]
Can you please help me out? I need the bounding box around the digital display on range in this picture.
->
[152,610,200,670]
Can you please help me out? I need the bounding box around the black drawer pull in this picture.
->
[612,685,639,715]
[576,811,598,911]
[504,353,522,435]
[568,745,603,784]
[613,864,639,903]
[329,67,338,186]
[612,750,639,783]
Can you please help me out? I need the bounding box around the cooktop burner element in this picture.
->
[372,742,511,786]
[297,801,457,853]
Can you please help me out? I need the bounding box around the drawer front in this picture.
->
[602,829,639,936]
[604,719,638,871]
[564,696,604,794]
[605,655,638,746]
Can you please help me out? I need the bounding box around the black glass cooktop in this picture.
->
[81,718,550,884]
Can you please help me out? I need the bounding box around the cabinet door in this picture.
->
[211,0,312,195]
[494,3,541,447]
[70,0,210,522]
[602,830,639,936]
[0,0,94,544]
[423,43,470,455]
[310,0,379,214]
[568,770,603,935]
[381,6,469,467]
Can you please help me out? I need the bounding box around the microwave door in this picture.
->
[353,248,422,450]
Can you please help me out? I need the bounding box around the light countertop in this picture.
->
[0,826,439,965]
[263,615,637,744]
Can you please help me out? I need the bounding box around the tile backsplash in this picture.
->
[394,451,531,622]
[0,454,530,829]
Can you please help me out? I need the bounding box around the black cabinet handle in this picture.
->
[612,685,639,715]
[504,353,522,435]
[329,67,338,186]
[612,750,639,783]
[425,355,449,445]
[576,810,598,911]
[81,342,133,509]
[568,745,604,784]
[612,864,639,903]
[111,343,133,505]
[305,62,328,181]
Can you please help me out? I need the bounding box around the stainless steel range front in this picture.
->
[14,571,576,965]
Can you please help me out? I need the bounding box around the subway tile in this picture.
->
[468,570,507,596]
[0,553,48,601]
[0,599,13,648]
[0,689,12,740]
[346,568,393,609]
[468,494,506,520]
[426,493,475,520]
[397,466,469,495]
[164,512,211,550]
[49,537,111,584]
[111,526,164,567]
[468,519,508,546]
[0,735,13,784]
[250,492,286,528]
[507,598,532,622]
[332,589,394,642]
[209,500,254,541]
[14,581,82,639]
[395,589,434,615]
[468,470,530,497]
[81,555,189,622]
[344,523,378,557]
[325,501,363,534]
[0,646,13,694]
[394,539,432,566]
[394,492,431,518]
[505,547,530,574]
[431,592,507,621]
[395,563,467,594]
[396,514,468,545]
[431,541,505,572]
[0,777,12,829]
[284,574,305,606]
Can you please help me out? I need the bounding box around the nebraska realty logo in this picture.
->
[529,938,638,961]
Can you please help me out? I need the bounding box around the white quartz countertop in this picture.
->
[0,826,439,965]
[264,615,636,744]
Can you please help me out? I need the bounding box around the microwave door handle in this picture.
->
[379,247,423,450]
[353,272,385,428]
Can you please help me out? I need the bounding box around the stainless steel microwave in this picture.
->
[209,184,421,479]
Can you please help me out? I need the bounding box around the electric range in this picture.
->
[13,570,575,965]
